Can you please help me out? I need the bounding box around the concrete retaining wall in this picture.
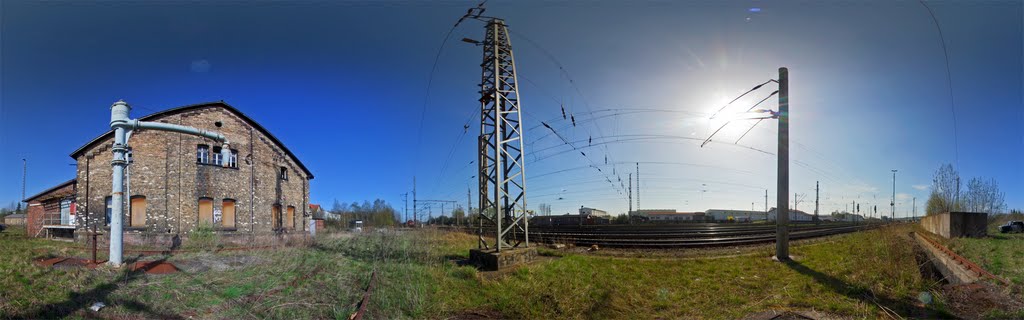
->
[913,233,979,284]
[920,212,987,238]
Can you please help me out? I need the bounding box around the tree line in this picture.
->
[925,164,1009,216]
[325,199,399,227]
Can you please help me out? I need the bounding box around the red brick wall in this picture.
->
[26,202,44,237]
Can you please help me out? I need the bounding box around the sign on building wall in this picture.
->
[213,208,222,224]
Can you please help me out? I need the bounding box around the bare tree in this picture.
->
[964,177,1006,214]
[927,164,962,215]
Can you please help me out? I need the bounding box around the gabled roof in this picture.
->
[24,179,76,202]
[69,101,313,179]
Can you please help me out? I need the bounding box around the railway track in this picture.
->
[516,222,879,248]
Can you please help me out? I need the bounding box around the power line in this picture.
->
[918,0,960,171]
[414,8,475,177]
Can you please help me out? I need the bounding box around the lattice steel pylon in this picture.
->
[477,18,528,251]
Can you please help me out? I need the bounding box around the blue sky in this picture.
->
[1,1,1021,220]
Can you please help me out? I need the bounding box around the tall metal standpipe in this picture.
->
[476,18,528,251]
[108,100,230,266]
[775,67,790,261]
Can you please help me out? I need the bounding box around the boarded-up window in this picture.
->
[222,199,236,228]
[286,206,295,229]
[130,196,147,227]
[198,198,213,227]
[272,205,282,229]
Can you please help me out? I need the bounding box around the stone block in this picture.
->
[470,247,538,271]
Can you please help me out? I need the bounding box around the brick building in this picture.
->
[23,179,77,238]
[23,101,313,247]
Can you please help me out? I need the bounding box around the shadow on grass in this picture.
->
[782,259,953,319]
[15,254,184,319]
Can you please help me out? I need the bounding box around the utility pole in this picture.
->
[775,67,790,261]
[403,192,408,225]
[21,158,27,214]
[891,169,897,221]
[636,162,640,211]
[467,186,472,227]
[913,197,917,221]
[413,176,417,227]
[765,189,768,220]
[815,181,820,223]
[473,17,529,251]
[628,173,632,214]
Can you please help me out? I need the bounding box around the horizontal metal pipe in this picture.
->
[130,120,228,144]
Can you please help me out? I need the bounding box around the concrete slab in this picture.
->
[470,247,538,271]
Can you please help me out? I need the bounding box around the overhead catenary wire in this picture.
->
[540,121,626,198]
[707,79,777,120]
[413,8,477,178]
[509,29,629,188]
[702,88,779,147]
[917,0,960,171]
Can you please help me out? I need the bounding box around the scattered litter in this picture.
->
[917,291,933,305]
[588,245,600,252]
[89,302,105,312]
[550,244,566,249]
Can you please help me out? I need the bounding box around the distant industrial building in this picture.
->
[629,209,705,222]
[827,212,864,222]
[766,208,815,222]
[705,209,766,222]
[3,213,27,226]
[579,207,608,218]
[531,206,610,226]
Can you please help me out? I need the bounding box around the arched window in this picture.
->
[286,206,296,229]
[222,199,236,228]
[272,204,282,230]
[198,197,214,227]
[130,196,147,227]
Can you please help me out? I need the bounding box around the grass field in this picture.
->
[2,223,1013,319]
[946,224,1024,288]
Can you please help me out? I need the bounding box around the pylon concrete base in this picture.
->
[470,247,538,271]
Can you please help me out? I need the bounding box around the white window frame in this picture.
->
[212,146,223,166]
[197,145,210,164]
[228,150,238,168]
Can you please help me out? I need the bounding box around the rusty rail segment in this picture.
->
[916,232,1011,286]
[351,270,377,320]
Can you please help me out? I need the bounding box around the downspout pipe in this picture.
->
[108,100,230,266]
